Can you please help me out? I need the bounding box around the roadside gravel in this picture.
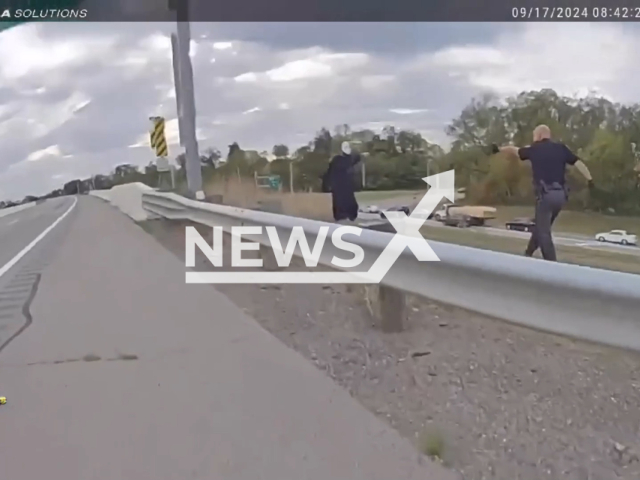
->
[142,219,640,480]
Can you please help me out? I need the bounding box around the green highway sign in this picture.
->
[268,176,281,190]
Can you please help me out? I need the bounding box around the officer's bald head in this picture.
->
[533,125,551,142]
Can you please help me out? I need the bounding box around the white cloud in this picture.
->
[26,145,63,162]
[0,24,116,84]
[213,42,233,50]
[233,50,370,84]
[430,46,510,69]
[360,74,395,90]
[140,32,171,53]
[266,52,369,82]
[424,23,640,101]
[73,99,91,113]
[389,108,430,115]
[128,135,149,149]
[266,59,333,81]
[31,91,92,138]
[164,118,180,144]
[234,72,259,83]
[116,32,173,75]
[0,91,92,146]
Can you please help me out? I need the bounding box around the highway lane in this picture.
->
[0,197,75,275]
[461,223,640,256]
[0,197,77,351]
[360,204,639,257]
[359,209,640,256]
[364,197,640,255]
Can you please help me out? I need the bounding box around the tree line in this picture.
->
[4,88,639,214]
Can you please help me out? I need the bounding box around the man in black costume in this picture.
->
[322,141,362,222]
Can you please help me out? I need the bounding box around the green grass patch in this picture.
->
[418,428,446,461]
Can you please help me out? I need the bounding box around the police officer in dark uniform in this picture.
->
[492,125,594,261]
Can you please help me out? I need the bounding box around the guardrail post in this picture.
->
[364,285,406,333]
[360,221,407,332]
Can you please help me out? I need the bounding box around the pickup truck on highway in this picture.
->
[432,203,497,226]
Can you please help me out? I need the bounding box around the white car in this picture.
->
[595,230,637,246]
[359,205,380,214]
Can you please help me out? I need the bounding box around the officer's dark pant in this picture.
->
[525,188,566,261]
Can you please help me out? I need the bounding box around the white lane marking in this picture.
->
[0,197,77,280]
[7,219,19,226]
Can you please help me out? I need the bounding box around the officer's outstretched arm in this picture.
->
[497,146,520,158]
[489,144,522,159]
[573,160,593,182]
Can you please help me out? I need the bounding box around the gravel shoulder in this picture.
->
[141,219,640,480]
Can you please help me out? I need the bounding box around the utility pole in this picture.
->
[169,0,204,200]
[289,161,294,193]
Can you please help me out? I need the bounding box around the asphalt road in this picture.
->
[0,196,455,480]
[0,197,76,353]
[459,223,640,256]
[0,198,74,275]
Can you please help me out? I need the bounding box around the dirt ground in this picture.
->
[141,219,640,480]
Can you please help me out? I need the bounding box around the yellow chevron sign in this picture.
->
[149,116,168,157]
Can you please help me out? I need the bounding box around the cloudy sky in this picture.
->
[0,22,639,199]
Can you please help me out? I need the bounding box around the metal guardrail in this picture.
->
[142,191,640,352]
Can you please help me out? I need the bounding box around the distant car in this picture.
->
[379,205,410,219]
[506,217,535,232]
[595,230,637,246]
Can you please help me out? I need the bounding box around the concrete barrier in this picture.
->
[0,202,35,219]
[90,183,158,221]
